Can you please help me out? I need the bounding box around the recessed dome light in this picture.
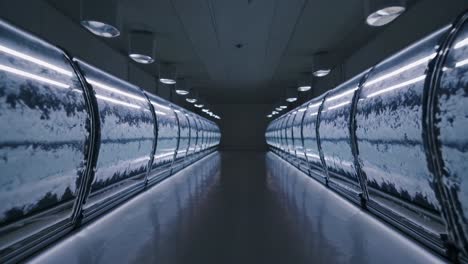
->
[202,108,210,113]
[313,69,331,77]
[286,97,297,103]
[186,98,197,103]
[297,85,311,92]
[280,105,287,109]
[175,89,189,95]
[159,63,177,84]
[81,20,120,38]
[129,53,154,64]
[275,107,283,111]
[128,31,155,64]
[267,114,272,118]
[194,104,204,108]
[160,78,176,85]
[366,6,405,26]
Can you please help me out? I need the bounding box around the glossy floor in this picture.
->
[30,151,445,264]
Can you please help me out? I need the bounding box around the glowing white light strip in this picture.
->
[131,156,151,164]
[155,110,167,116]
[306,153,321,159]
[327,101,350,110]
[95,94,141,109]
[87,79,146,102]
[154,152,175,159]
[0,44,73,76]
[0,64,70,88]
[326,87,357,102]
[308,102,322,108]
[454,37,468,50]
[151,101,172,110]
[364,53,435,88]
[455,58,468,68]
[366,75,426,99]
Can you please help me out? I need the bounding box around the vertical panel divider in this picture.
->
[423,11,468,260]
[300,102,311,172]
[66,55,101,226]
[349,68,373,207]
[142,93,158,187]
[184,112,192,166]
[316,93,330,186]
[170,105,181,174]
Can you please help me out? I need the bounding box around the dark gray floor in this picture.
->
[30,151,444,264]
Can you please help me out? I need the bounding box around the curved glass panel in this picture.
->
[0,20,88,250]
[174,108,189,160]
[286,113,296,155]
[281,114,291,153]
[302,96,326,174]
[319,73,365,191]
[200,119,208,151]
[75,59,154,208]
[435,19,468,242]
[292,103,307,160]
[193,116,203,154]
[186,113,198,157]
[355,28,447,233]
[145,94,178,171]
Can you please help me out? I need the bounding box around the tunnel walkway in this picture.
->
[30,151,444,264]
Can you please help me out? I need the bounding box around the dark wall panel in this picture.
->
[214,104,270,150]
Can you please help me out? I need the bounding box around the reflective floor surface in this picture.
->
[29,151,445,264]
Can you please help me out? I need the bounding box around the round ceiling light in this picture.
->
[297,85,311,92]
[129,54,154,64]
[365,0,406,26]
[159,63,177,85]
[175,89,189,95]
[194,104,204,108]
[366,6,405,26]
[160,78,176,85]
[81,21,120,38]
[275,107,283,111]
[313,69,331,77]
[286,97,297,103]
[267,114,272,118]
[186,98,197,103]
[128,31,155,64]
[80,0,120,38]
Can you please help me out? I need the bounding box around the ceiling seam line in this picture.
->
[266,0,309,98]
[263,0,279,66]
[169,0,213,100]
[206,0,221,48]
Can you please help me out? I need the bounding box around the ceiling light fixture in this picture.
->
[194,104,204,108]
[159,63,177,85]
[312,52,332,77]
[129,31,155,64]
[80,0,121,38]
[176,90,189,95]
[267,114,272,118]
[297,77,312,92]
[365,0,406,27]
[174,78,190,95]
[186,98,197,103]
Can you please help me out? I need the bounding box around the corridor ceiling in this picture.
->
[46,0,416,104]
